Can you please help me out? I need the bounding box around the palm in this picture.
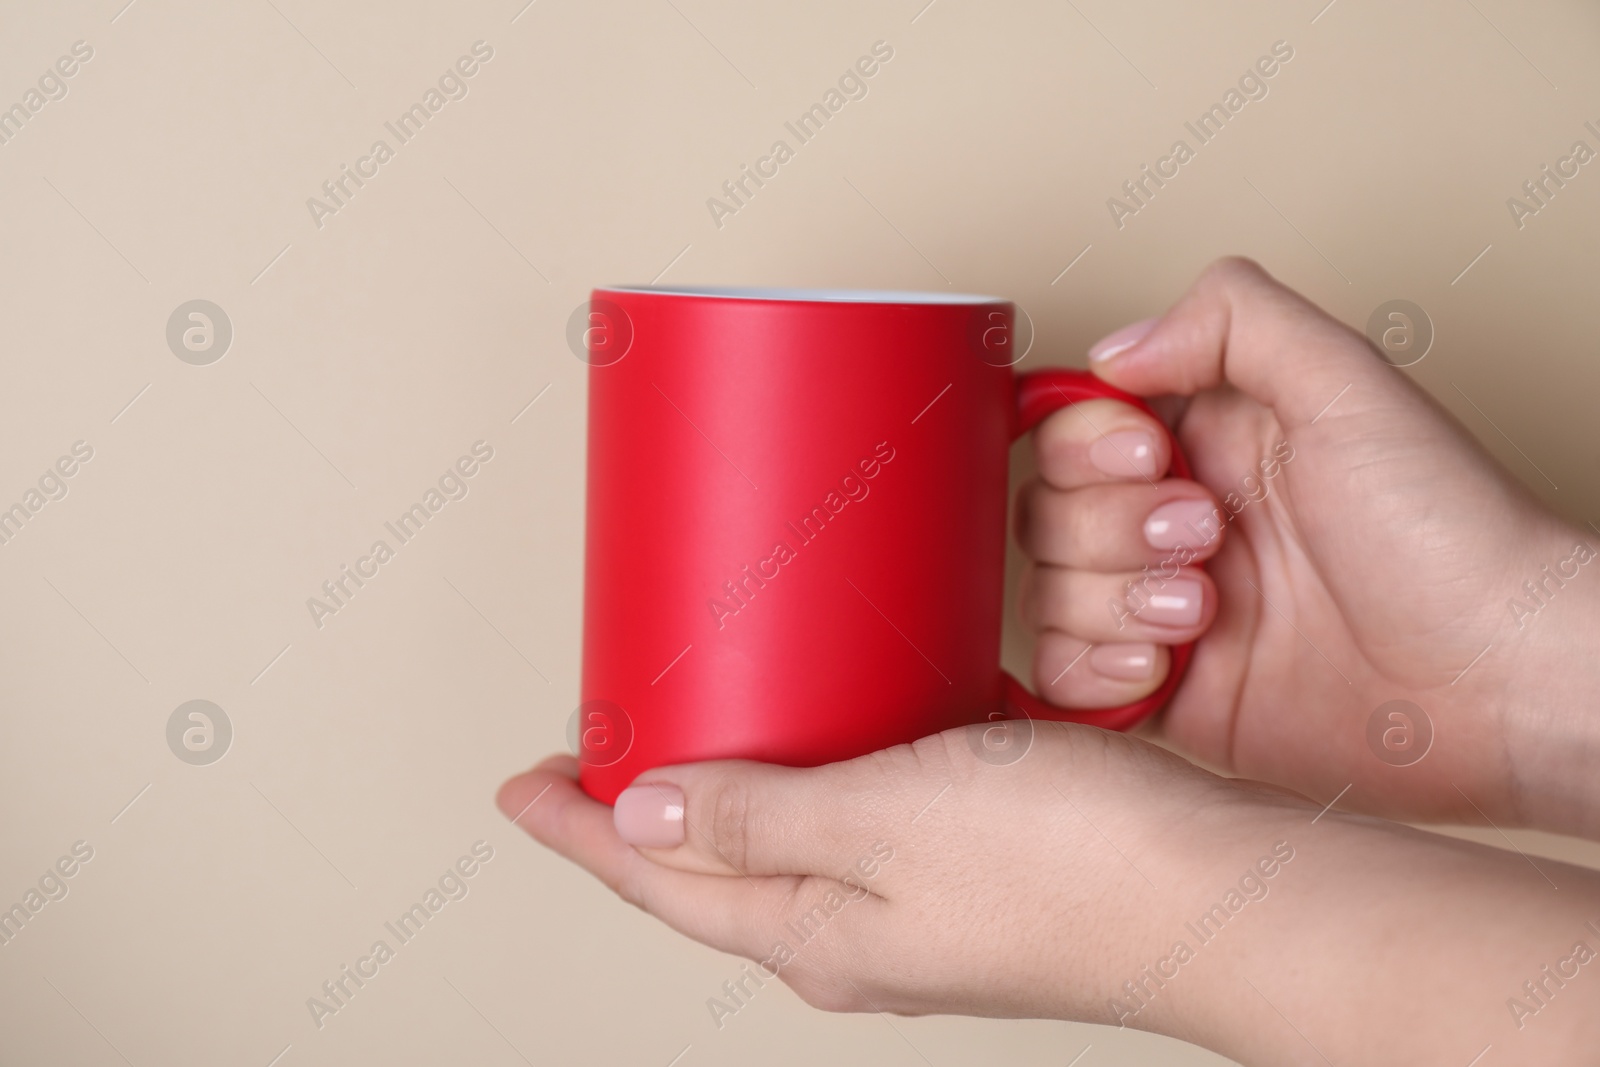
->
[1157,380,1557,821]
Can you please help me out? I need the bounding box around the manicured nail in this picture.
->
[1088,317,1158,363]
[1090,643,1158,681]
[1140,577,1203,627]
[1145,499,1221,550]
[614,783,685,847]
[1089,431,1158,478]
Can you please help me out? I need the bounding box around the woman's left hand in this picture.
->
[497,725,1600,1065]
[497,724,1283,1023]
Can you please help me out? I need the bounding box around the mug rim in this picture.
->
[596,285,1005,305]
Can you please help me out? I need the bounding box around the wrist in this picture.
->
[1074,779,1311,1037]
[1497,519,1600,837]
[1102,785,1600,1063]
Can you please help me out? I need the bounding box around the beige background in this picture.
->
[2,0,1599,1063]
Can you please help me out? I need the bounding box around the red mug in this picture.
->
[576,287,1195,803]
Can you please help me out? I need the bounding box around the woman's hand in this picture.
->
[499,727,1233,1022]
[499,723,1600,1065]
[1018,257,1600,836]
[499,258,1600,1064]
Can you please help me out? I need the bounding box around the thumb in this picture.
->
[612,757,895,885]
[1087,256,1403,428]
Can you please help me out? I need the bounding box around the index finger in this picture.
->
[1032,396,1173,491]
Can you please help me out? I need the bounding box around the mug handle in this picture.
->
[1002,368,1198,732]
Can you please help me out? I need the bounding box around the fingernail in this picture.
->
[1145,499,1221,550]
[1139,577,1203,627]
[1090,643,1157,681]
[614,783,685,847]
[1088,317,1158,363]
[1089,431,1158,478]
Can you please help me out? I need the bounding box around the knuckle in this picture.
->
[907,730,961,778]
[1035,631,1083,686]
[1062,489,1100,543]
[1016,565,1042,628]
[609,864,652,913]
[706,775,754,873]
[1047,718,1116,768]
[1013,480,1041,546]
[1035,647,1073,701]
[1026,490,1078,564]
[924,726,994,785]
[1034,405,1085,454]
[785,967,867,1014]
[858,733,957,799]
[1059,492,1102,552]
[1033,567,1076,630]
[1205,254,1268,287]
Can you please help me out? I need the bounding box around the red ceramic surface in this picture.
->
[578,287,1195,803]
